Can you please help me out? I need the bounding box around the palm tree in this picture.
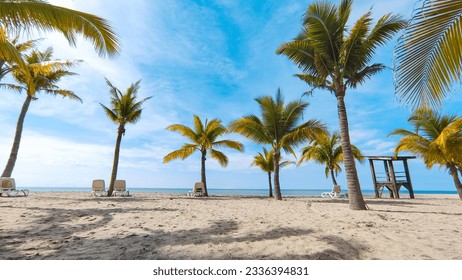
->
[298,132,363,186]
[163,115,244,196]
[276,0,405,209]
[389,109,462,200]
[229,89,326,200]
[1,47,80,177]
[100,78,151,197]
[394,0,462,108]
[251,147,293,197]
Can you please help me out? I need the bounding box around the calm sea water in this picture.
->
[26,187,456,196]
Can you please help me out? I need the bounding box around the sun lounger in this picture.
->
[0,177,29,197]
[91,179,107,197]
[321,185,347,198]
[188,182,205,197]
[113,179,130,196]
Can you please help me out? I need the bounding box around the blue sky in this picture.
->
[0,0,461,192]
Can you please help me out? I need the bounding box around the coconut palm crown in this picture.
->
[276,0,405,209]
[229,88,326,200]
[163,115,244,196]
[389,108,462,200]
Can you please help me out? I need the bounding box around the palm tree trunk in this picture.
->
[107,125,124,196]
[448,165,462,200]
[336,94,367,210]
[330,169,338,186]
[273,150,282,200]
[201,150,208,196]
[267,171,273,197]
[2,94,33,177]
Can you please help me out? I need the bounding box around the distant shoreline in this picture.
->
[22,187,458,197]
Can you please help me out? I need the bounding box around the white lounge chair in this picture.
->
[188,182,205,197]
[91,179,107,197]
[0,177,29,197]
[321,185,347,198]
[113,179,130,196]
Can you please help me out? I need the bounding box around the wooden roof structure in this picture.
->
[366,156,416,199]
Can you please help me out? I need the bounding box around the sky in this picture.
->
[0,0,461,192]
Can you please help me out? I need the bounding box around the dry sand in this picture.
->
[0,192,461,260]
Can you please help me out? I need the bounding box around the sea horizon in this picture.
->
[24,186,457,197]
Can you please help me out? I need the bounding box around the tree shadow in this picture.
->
[0,205,178,260]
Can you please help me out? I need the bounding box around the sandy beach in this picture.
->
[0,192,461,260]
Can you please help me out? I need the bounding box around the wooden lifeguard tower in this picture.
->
[366,156,416,199]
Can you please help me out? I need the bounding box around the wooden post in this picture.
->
[403,159,415,199]
[388,160,399,199]
[369,159,380,198]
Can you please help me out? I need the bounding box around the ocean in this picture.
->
[25,187,457,197]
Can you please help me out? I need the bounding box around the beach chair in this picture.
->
[113,179,130,196]
[0,177,29,197]
[321,185,347,198]
[188,182,205,197]
[91,179,107,197]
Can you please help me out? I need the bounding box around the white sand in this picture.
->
[0,192,460,260]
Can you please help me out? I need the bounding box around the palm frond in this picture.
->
[212,139,244,152]
[43,89,81,102]
[163,144,198,163]
[0,0,121,57]
[394,0,462,108]
[210,149,229,167]
[229,115,270,145]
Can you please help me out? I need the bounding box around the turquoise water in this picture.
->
[26,187,457,196]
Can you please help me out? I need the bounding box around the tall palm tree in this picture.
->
[229,89,326,200]
[395,0,462,109]
[389,109,462,200]
[163,115,243,196]
[100,78,151,197]
[298,132,364,186]
[2,47,80,177]
[251,147,293,197]
[276,0,405,209]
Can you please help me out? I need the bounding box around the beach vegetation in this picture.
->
[1,46,80,177]
[100,78,151,197]
[276,0,405,209]
[251,147,294,197]
[389,108,462,200]
[0,0,120,89]
[298,131,364,186]
[229,89,326,200]
[163,115,244,196]
[394,0,462,109]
